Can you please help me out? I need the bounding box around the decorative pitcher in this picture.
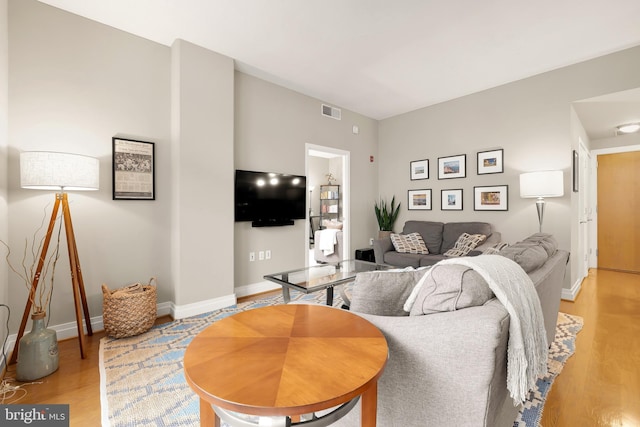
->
[16,312,59,381]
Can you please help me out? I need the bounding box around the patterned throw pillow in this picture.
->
[443,233,486,257]
[390,232,429,254]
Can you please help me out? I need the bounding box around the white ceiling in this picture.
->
[38,0,640,136]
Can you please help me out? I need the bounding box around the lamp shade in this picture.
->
[519,171,564,198]
[20,151,100,191]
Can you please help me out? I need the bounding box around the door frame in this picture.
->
[590,144,640,269]
[305,143,350,266]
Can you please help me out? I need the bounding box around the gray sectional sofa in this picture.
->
[332,233,569,427]
[373,220,501,267]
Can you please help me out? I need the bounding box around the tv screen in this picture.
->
[235,169,307,226]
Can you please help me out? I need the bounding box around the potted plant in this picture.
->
[374,196,401,239]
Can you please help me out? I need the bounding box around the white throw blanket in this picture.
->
[317,229,339,255]
[428,255,548,405]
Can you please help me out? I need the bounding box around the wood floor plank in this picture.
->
[2,271,639,426]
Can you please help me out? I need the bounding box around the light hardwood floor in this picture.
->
[2,268,638,426]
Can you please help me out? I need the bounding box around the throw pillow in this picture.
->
[390,232,429,254]
[482,241,509,255]
[350,269,429,316]
[443,233,486,257]
[499,244,548,273]
[408,264,495,316]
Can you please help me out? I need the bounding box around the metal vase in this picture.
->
[16,312,59,381]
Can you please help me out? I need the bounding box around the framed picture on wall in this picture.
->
[410,159,429,180]
[572,150,579,192]
[408,189,432,210]
[477,149,504,175]
[441,189,463,211]
[438,154,466,179]
[112,137,155,200]
[473,185,508,211]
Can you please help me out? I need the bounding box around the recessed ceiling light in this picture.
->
[616,122,640,134]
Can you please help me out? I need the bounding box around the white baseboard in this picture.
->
[170,294,237,319]
[561,279,582,301]
[235,280,280,298]
[1,299,206,371]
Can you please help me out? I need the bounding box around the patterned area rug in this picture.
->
[99,288,582,427]
[513,311,583,426]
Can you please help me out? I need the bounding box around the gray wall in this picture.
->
[7,0,172,331]
[379,45,640,290]
[0,0,9,360]
[234,73,378,288]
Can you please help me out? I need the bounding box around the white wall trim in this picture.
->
[235,280,280,298]
[562,279,582,301]
[171,294,237,319]
[1,299,197,372]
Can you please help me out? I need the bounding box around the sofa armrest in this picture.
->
[342,301,513,427]
[373,236,393,264]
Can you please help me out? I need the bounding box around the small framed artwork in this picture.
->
[477,149,504,175]
[572,150,579,192]
[438,154,466,179]
[441,189,463,211]
[410,159,429,180]
[408,189,432,210]
[112,137,155,200]
[474,185,508,211]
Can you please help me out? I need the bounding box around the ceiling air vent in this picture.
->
[321,104,341,120]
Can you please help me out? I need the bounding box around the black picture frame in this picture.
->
[408,189,432,210]
[477,149,504,175]
[572,150,579,193]
[438,154,466,179]
[473,185,508,211]
[410,159,429,180]
[112,137,155,200]
[441,189,463,211]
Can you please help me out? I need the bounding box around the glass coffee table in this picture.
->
[264,259,393,307]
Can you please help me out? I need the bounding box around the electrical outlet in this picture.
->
[369,238,374,245]
[259,251,265,260]
[249,252,255,262]
[265,250,271,260]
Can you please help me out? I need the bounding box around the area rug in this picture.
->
[513,311,583,426]
[100,289,583,427]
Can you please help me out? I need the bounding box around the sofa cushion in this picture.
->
[499,244,548,273]
[441,222,492,253]
[403,221,444,254]
[350,269,429,316]
[522,233,558,256]
[390,232,429,254]
[383,251,423,268]
[443,233,486,257]
[407,264,495,316]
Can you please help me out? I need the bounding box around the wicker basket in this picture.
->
[102,277,157,338]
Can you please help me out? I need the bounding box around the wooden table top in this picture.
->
[183,304,388,417]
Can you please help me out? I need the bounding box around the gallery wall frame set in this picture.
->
[473,185,508,211]
[408,189,432,210]
[477,149,504,175]
[112,137,155,200]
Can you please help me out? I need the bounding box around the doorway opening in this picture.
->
[306,144,350,267]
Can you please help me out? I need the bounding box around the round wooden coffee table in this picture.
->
[184,304,388,427]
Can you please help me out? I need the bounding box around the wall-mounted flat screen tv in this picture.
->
[234,169,307,227]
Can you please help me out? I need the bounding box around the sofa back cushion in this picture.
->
[441,222,492,254]
[350,269,429,316]
[408,264,495,316]
[403,221,444,254]
[498,233,558,273]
